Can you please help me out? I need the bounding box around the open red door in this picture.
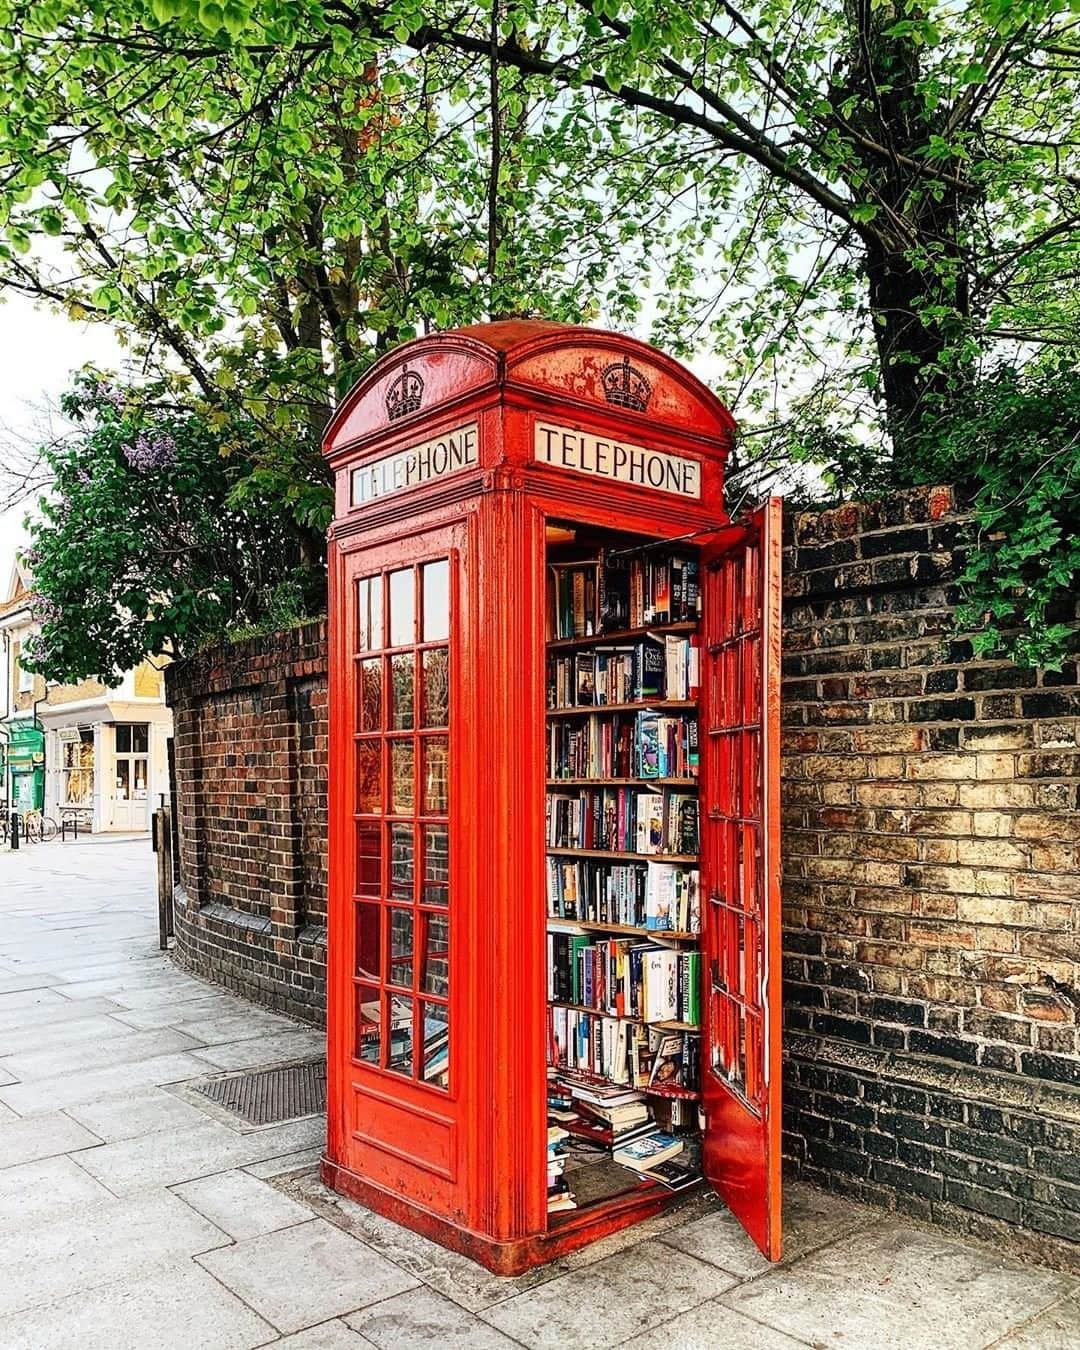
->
[699,497,783,1260]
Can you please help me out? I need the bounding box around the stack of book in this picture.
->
[546,930,702,1026]
[546,858,699,930]
[546,787,699,855]
[547,634,700,707]
[546,549,701,642]
[547,1125,575,1213]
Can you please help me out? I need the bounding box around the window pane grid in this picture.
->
[350,560,451,1091]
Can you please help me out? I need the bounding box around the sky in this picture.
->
[0,291,125,594]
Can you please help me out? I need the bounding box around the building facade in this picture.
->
[0,562,172,833]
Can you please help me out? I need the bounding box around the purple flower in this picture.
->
[123,431,177,471]
[30,596,61,624]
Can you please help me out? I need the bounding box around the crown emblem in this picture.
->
[601,356,651,412]
[385,362,424,422]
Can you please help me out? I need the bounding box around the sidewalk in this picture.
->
[0,840,1076,1348]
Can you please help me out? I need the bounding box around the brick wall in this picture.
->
[782,484,1080,1259]
[165,488,1079,1254]
[165,620,328,1024]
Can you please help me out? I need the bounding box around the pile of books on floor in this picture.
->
[611,1130,701,1192]
[547,1125,575,1213]
[547,1074,701,1192]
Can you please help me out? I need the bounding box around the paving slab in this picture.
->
[1,1026,200,1080]
[173,1167,317,1240]
[620,1300,811,1349]
[179,1011,308,1045]
[196,1217,420,1334]
[0,986,66,1011]
[245,1147,325,1179]
[285,1168,719,1314]
[64,1084,216,1142]
[112,994,270,1031]
[346,1287,521,1349]
[660,1180,875,1279]
[270,1321,370,1349]
[0,1258,275,1350]
[719,1222,1077,1350]
[0,974,62,995]
[0,1050,209,1114]
[0,995,130,1034]
[0,1154,115,1223]
[191,1029,327,1070]
[479,1243,734,1350]
[0,1190,231,1317]
[994,1294,1080,1348]
[0,1012,139,1058]
[0,1110,102,1168]
[74,1116,326,1195]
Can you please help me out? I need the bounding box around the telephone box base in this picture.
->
[321,1155,697,1275]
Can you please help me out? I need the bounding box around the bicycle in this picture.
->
[20,810,59,843]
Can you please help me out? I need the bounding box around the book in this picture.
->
[638,1155,701,1190]
[648,1033,686,1087]
[612,1130,684,1171]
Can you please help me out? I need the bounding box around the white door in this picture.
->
[111,724,150,830]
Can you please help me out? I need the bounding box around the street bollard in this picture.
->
[10,811,18,850]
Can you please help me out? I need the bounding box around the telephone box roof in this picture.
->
[322,321,736,466]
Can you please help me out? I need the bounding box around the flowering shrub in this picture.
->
[22,376,327,683]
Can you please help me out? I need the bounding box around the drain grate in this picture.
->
[192,1059,326,1127]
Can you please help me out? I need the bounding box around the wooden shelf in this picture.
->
[547,778,697,787]
[550,1001,699,1032]
[547,700,696,717]
[547,917,699,941]
[547,621,698,651]
[547,848,698,863]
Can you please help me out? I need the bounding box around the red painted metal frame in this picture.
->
[321,321,781,1273]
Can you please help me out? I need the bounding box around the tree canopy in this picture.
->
[2,0,1079,669]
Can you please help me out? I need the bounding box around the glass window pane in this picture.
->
[132,725,149,754]
[423,560,450,642]
[422,913,449,995]
[390,823,415,901]
[356,741,381,814]
[356,823,381,896]
[422,1003,449,1088]
[390,741,414,814]
[116,725,131,754]
[355,902,381,982]
[357,576,383,651]
[133,759,147,794]
[391,653,414,730]
[355,984,381,1065]
[389,908,414,988]
[358,659,382,731]
[423,736,448,815]
[387,995,414,1076]
[115,760,130,799]
[423,824,449,906]
[388,569,415,647]
[422,648,449,728]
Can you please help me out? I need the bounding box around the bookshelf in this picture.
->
[545,526,705,1222]
[547,620,698,651]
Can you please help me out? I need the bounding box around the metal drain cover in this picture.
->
[192,1059,326,1127]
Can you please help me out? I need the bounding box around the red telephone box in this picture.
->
[320,321,782,1274]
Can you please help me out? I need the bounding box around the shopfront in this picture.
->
[4,720,45,814]
[44,705,170,833]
